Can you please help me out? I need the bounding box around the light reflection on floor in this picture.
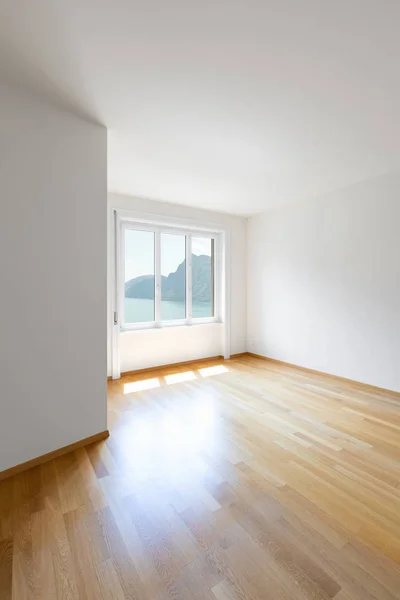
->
[118,395,220,485]
[118,364,230,486]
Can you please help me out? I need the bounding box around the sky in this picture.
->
[125,230,212,281]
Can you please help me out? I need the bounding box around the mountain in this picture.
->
[125,254,212,302]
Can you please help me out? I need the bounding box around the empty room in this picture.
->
[1,1,400,599]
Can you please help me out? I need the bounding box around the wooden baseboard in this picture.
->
[246,352,400,397]
[120,355,224,378]
[0,430,110,482]
[113,351,398,397]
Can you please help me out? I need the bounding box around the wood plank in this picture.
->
[0,539,13,600]
[3,356,400,599]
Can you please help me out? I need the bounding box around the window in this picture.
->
[161,233,186,320]
[192,237,214,319]
[124,229,155,323]
[120,222,218,329]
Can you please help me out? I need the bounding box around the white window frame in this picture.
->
[110,208,231,380]
[119,221,220,332]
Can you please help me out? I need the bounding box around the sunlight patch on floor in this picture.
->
[124,378,160,394]
[165,371,197,385]
[198,365,230,377]
[123,364,230,394]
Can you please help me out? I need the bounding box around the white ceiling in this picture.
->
[1,1,400,215]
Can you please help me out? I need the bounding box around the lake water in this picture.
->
[125,297,213,322]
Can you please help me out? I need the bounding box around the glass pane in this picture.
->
[192,237,214,318]
[161,233,186,320]
[124,229,155,323]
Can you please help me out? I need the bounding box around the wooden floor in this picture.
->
[2,356,400,599]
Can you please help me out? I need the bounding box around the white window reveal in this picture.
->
[119,221,220,331]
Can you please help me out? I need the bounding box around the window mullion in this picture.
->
[155,229,161,326]
[186,234,192,323]
[211,237,216,318]
[119,223,126,331]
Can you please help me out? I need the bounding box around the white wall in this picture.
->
[108,193,247,374]
[120,324,223,373]
[247,172,400,392]
[0,84,107,472]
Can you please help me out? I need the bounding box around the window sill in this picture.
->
[121,318,222,333]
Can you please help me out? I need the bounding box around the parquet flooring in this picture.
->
[1,355,400,599]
